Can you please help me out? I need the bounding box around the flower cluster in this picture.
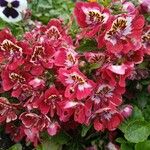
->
[0,1,148,146]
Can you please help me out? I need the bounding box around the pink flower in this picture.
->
[101,64,133,88]
[26,43,55,75]
[0,29,30,70]
[45,19,64,40]
[34,86,62,116]
[47,122,60,136]
[107,142,120,150]
[20,112,50,145]
[85,52,105,65]
[1,68,33,98]
[54,47,78,68]
[74,2,110,28]
[120,105,133,118]
[99,14,145,54]
[122,2,136,14]
[94,107,123,131]
[5,123,25,142]
[139,0,150,13]
[29,78,45,89]
[90,83,122,106]
[58,67,95,100]
[74,2,110,38]
[0,97,17,123]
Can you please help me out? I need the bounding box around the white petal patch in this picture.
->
[0,0,27,23]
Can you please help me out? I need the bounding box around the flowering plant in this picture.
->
[0,0,149,150]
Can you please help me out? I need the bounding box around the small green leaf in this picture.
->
[51,131,71,145]
[124,121,150,143]
[131,106,144,121]
[81,125,92,137]
[121,143,134,150]
[116,137,127,144]
[37,140,62,150]
[76,39,98,52]
[135,141,150,150]
[8,143,22,150]
[143,105,150,121]
[119,106,144,133]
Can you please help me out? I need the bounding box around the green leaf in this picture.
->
[143,105,150,121]
[7,143,22,150]
[81,125,92,137]
[37,140,62,150]
[76,39,98,52]
[116,137,127,144]
[119,106,144,133]
[121,143,134,150]
[88,63,101,73]
[135,141,150,150]
[131,106,144,121]
[51,131,71,145]
[98,0,111,7]
[124,121,150,143]
[0,19,7,29]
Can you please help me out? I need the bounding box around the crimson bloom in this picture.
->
[0,29,30,70]
[1,68,33,98]
[90,83,122,106]
[34,86,62,117]
[99,14,145,54]
[54,47,78,68]
[58,67,95,100]
[74,2,110,28]
[74,2,110,37]
[94,107,123,131]
[0,97,17,123]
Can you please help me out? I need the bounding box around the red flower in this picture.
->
[44,19,64,40]
[99,14,145,54]
[94,107,123,131]
[74,2,110,28]
[26,43,55,75]
[0,30,30,70]
[20,112,50,145]
[85,52,105,65]
[90,83,122,106]
[5,123,25,142]
[54,47,78,68]
[58,67,95,100]
[1,68,33,98]
[0,97,17,123]
[101,63,133,88]
[34,86,62,116]
[74,2,110,37]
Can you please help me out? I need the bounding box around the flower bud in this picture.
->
[139,0,150,13]
[136,83,142,90]
[147,84,150,93]
[107,142,120,150]
[122,2,136,14]
[121,105,133,118]
[79,61,86,68]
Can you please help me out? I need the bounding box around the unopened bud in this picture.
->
[147,84,150,93]
[121,105,133,118]
[79,61,86,68]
